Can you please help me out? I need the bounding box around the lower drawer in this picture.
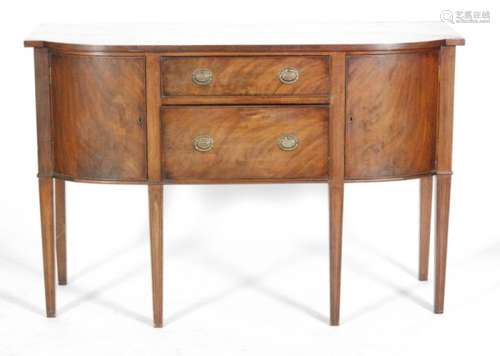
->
[161,106,328,180]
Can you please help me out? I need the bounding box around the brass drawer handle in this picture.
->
[277,134,299,151]
[192,68,213,85]
[193,135,214,152]
[279,67,299,84]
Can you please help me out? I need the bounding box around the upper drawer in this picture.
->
[161,56,330,97]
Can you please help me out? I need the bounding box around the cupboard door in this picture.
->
[51,55,147,181]
[345,51,439,180]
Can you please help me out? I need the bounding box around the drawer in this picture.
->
[161,106,329,180]
[161,56,330,97]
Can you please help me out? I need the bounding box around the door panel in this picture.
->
[51,55,147,180]
[345,51,439,180]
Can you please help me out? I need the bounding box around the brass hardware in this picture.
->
[137,116,144,127]
[193,135,214,152]
[279,67,299,84]
[277,134,299,151]
[192,68,213,85]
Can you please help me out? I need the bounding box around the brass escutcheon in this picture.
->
[279,67,299,84]
[277,134,299,151]
[193,135,214,152]
[192,68,213,85]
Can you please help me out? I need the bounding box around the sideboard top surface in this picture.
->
[24,22,464,52]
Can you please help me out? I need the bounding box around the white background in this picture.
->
[1,1,499,355]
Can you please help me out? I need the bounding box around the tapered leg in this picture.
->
[39,177,56,317]
[434,175,451,313]
[419,176,433,281]
[148,185,164,327]
[55,179,67,285]
[329,182,344,326]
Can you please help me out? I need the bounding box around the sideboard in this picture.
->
[25,22,464,327]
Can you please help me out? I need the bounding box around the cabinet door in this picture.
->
[51,55,146,181]
[345,51,439,180]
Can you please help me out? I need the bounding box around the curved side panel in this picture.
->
[345,51,439,180]
[51,54,147,180]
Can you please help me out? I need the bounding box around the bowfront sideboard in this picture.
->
[25,22,464,327]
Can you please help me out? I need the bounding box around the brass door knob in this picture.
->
[279,67,299,84]
[192,68,213,85]
[193,135,214,152]
[277,134,299,151]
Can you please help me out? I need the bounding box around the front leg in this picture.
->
[329,181,344,326]
[39,177,56,317]
[148,184,164,327]
[435,174,451,313]
[419,176,433,281]
[55,179,67,285]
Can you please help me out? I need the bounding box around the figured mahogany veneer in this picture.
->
[162,106,328,180]
[51,55,147,181]
[25,22,463,328]
[345,51,439,180]
[161,56,329,97]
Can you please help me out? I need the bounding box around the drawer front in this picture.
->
[161,56,329,97]
[161,106,328,180]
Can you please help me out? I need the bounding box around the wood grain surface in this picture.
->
[434,46,456,314]
[419,176,433,281]
[34,48,53,176]
[161,106,329,180]
[51,54,147,180]
[161,56,329,97]
[148,185,163,327]
[328,53,346,326]
[39,177,56,317]
[55,179,67,285]
[345,51,439,180]
[436,46,456,174]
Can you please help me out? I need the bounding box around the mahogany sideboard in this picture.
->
[25,22,464,327]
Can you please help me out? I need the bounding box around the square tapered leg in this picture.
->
[329,182,344,326]
[148,185,164,327]
[55,179,67,285]
[39,177,56,317]
[435,174,451,313]
[419,176,433,281]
